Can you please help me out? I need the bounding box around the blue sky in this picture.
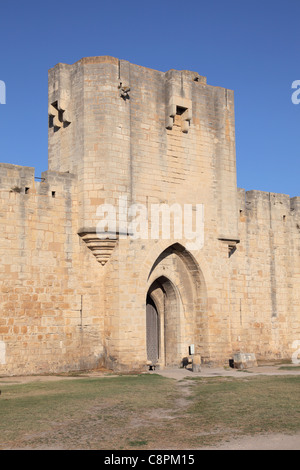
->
[0,0,299,196]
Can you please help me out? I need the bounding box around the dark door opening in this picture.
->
[146,295,159,364]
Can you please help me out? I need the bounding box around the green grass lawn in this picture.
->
[0,374,299,449]
[182,376,300,447]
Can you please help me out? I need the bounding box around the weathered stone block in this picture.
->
[192,354,201,373]
[233,353,257,370]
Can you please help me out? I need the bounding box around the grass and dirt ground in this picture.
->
[0,364,299,450]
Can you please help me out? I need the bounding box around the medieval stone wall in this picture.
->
[0,164,105,375]
[0,57,299,375]
[230,189,300,360]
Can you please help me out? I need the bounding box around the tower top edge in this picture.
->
[49,56,209,81]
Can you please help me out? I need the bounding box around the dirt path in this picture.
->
[156,364,300,450]
[198,433,300,450]
[155,363,300,380]
[0,362,299,385]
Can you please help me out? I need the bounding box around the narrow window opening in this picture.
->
[52,191,56,198]
[25,187,30,194]
[176,105,187,116]
[58,109,64,122]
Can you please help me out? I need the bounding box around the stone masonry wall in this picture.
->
[0,57,299,375]
[229,190,300,360]
[0,163,105,375]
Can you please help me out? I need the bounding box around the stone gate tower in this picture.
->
[0,57,299,375]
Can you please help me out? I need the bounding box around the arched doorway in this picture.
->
[146,295,160,364]
[146,243,208,368]
[146,276,180,367]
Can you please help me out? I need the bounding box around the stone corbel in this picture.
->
[78,229,118,266]
[218,237,240,258]
[181,107,192,133]
[165,103,177,130]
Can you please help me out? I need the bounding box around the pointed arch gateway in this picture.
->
[146,243,208,368]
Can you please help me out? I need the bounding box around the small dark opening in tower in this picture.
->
[52,191,56,198]
[176,105,187,116]
[58,109,64,122]
[25,187,30,194]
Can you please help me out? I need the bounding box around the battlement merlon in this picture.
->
[238,189,300,220]
[0,163,77,198]
[0,163,35,192]
[291,196,300,215]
